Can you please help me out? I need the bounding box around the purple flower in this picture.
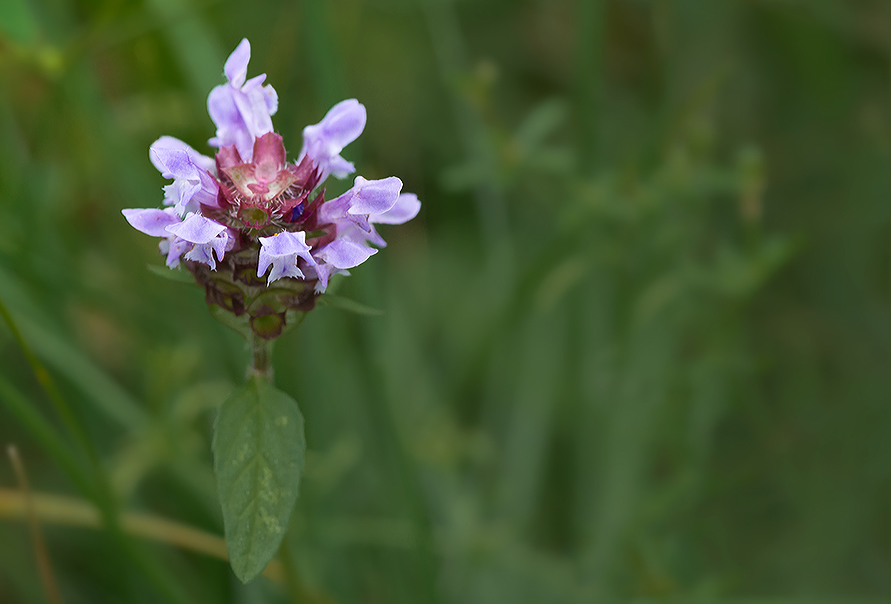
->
[311,239,378,292]
[375,193,422,225]
[122,207,188,267]
[258,231,316,285]
[125,37,422,313]
[320,176,402,229]
[341,192,423,248]
[306,184,420,292]
[150,137,219,216]
[207,39,278,161]
[300,99,366,181]
[318,176,420,248]
[166,214,234,270]
[122,208,232,270]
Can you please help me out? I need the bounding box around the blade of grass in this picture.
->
[0,266,147,430]
[574,0,605,174]
[7,446,65,604]
[0,295,192,603]
[582,321,676,596]
[0,488,284,582]
[0,294,101,471]
[496,311,567,531]
[146,0,224,100]
[0,376,94,499]
[301,0,347,110]
[421,0,513,272]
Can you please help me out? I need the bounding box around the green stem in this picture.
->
[249,337,275,383]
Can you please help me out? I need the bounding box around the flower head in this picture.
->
[123,38,420,338]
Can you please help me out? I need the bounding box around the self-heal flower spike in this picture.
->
[121,40,424,584]
[122,38,420,341]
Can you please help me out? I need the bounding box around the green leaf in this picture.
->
[212,377,306,582]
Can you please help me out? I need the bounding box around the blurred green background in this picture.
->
[0,0,887,602]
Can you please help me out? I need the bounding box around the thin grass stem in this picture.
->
[7,446,65,604]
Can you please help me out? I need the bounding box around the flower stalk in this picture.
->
[121,36,420,586]
[249,337,274,383]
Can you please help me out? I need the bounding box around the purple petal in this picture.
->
[266,261,304,284]
[183,228,232,271]
[258,231,314,285]
[349,176,403,215]
[337,221,387,248]
[122,208,181,237]
[261,85,278,116]
[301,99,366,180]
[207,86,255,160]
[150,146,198,181]
[232,82,274,139]
[207,86,239,137]
[210,230,232,264]
[149,142,219,215]
[375,192,421,225]
[194,170,221,208]
[161,237,191,268]
[165,214,226,244]
[315,178,403,238]
[315,239,376,270]
[242,73,267,89]
[185,243,217,270]
[208,40,278,161]
[326,156,356,180]
[149,137,190,173]
[259,231,312,258]
[310,238,377,292]
[311,263,336,292]
[162,179,201,213]
[317,190,353,224]
[192,153,216,174]
[224,39,251,88]
[150,136,215,174]
[315,99,366,150]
